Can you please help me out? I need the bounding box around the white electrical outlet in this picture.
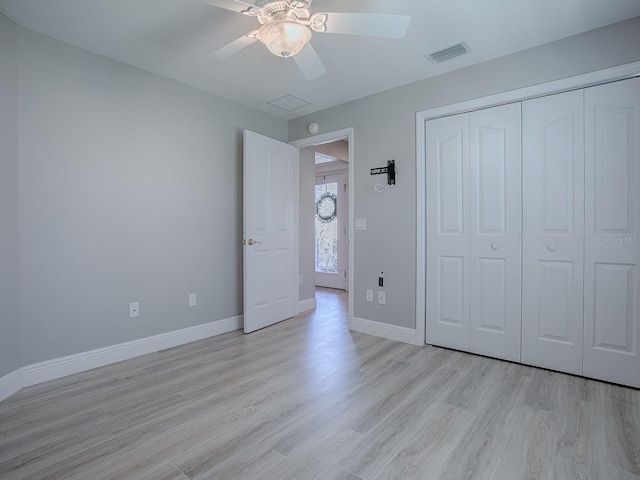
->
[129,302,139,318]
[378,291,386,305]
[299,274,304,285]
[188,293,196,307]
[366,289,373,302]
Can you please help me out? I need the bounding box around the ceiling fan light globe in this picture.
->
[257,19,311,58]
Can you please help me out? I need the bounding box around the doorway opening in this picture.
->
[315,160,347,290]
[290,128,354,329]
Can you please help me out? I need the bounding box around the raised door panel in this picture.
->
[426,113,470,351]
[584,77,640,388]
[537,260,577,342]
[521,90,584,374]
[438,256,465,327]
[469,103,522,362]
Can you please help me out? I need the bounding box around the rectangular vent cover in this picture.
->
[426,42,471,64]
[268,94,311,112]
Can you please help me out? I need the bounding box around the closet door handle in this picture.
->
[490,243,498,250]
[547,244,556,252]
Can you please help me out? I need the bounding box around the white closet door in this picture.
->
[584,77,640,388]
[426,113,470,351]
[522,90,585,374]
[469,103,522,362]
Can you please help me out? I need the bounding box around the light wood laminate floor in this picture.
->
[1,288,639,479]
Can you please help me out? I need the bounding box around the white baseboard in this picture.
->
[0,315,243,403]
[350,317,420,345]
[0,369,23,403]
[298,297,317,313]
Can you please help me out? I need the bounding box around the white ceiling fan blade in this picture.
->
[319,13,411,38]
[293,44,327,80]
[208,34,257,62]
[197,0,257,14]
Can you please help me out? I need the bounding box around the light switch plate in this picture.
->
[188,293,196,307]
[366,289,373,302]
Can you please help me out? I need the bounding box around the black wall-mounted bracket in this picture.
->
[370,159,396,185]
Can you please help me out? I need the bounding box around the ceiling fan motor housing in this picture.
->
[247,1,311,23]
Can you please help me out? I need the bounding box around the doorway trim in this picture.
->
[290,127,355,330]
[416,61,640,347]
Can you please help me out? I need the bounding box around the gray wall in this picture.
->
[299,147,316,302]
[13,26,287,367]
[3,14,640,375]
[0,15,20,377]
[289,16,640,330]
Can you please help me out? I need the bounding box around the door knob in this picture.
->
[547,244,556,252]
[247,238,262,246]
[490,243,498,250]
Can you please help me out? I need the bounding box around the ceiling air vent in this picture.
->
[268,94,311,112]
[426,42,471,64]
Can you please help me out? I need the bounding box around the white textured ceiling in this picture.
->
[1,0,639,120]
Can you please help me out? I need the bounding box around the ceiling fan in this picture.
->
[199,0,411,80]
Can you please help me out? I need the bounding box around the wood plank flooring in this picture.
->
[1,287,639,479]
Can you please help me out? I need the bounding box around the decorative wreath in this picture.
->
[315,192,337,223]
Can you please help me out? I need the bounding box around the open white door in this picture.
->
[243,130,299,333]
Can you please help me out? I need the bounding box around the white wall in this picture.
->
[14,26,287,367]
[0,14,20,377]
[289,16,640,331]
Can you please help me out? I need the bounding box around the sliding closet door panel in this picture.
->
[426,113,470,351]
[584,77,640,388]
[469,103,522,362]
[522,90,584,374]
